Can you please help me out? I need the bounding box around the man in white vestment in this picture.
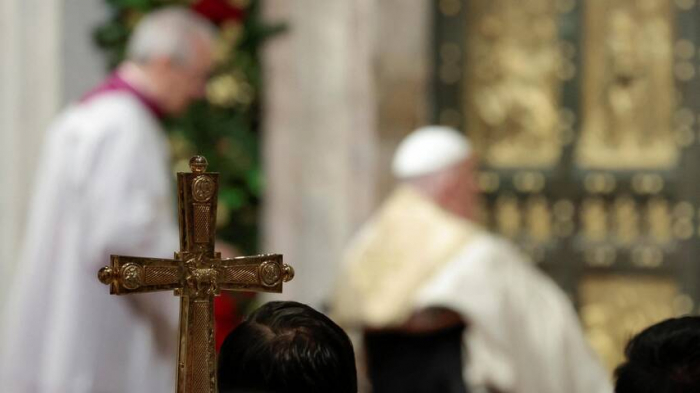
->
[331,126,612,393]
[0,8,215,393]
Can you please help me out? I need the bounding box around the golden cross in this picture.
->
[97,155,294,393]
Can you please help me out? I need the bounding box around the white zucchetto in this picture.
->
[391,125,472,179]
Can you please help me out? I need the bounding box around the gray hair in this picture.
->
[126,7,217,65]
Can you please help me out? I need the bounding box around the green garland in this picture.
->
[94,0,283,255]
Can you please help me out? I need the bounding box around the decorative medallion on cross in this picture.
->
[98,155,294,393]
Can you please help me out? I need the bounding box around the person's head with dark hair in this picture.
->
[615,316,700,393]
[217,301,358,393]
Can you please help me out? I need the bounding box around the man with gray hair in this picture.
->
[0,7,215,392]
[331,126,612,393]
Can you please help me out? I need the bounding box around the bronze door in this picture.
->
[432,0,700,370]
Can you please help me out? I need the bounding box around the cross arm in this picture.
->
[98,255,182,295]
[217,254,294,293]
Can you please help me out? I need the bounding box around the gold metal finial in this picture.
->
[189,155,208,174]
[98,266,115,285]
[283,264,295,282]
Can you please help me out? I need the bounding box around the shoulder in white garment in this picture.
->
[415,232,613,393]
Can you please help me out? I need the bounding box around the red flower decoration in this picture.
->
[214,293,243,352]
[191,0,245,25]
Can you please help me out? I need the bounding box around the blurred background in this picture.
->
[2,0,700,373]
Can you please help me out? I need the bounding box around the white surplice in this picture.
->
[415,232,612,393]
[0,92,180,393]
[331,187,612,393]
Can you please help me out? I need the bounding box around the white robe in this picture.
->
[331,187,612,393]
[0,92,180,393]
[416,233,611,393]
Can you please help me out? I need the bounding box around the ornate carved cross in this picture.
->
[97,155,294,393]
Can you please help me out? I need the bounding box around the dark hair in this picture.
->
[217,301,357,393]
[615,316,700,393]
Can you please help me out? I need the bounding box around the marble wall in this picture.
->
[262,0,431,307]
